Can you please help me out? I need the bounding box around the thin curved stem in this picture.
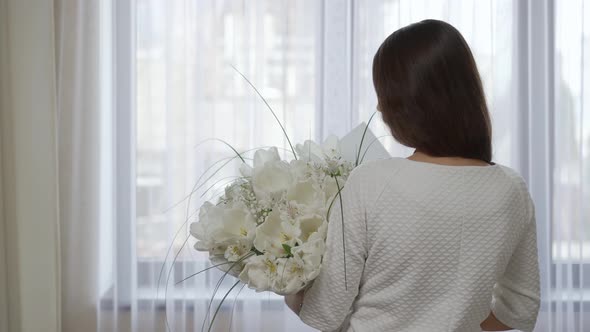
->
[174,261,234,286]
[164,234,191,332]
[359,134,393,164]
[230,64,297,160]
[208,280,241,332]
[355,111,378,166]
[228,283,247,332]
[334,176,348,291]
[202,253,254,332]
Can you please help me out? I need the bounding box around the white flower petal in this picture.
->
[251,161,293,199]
[253,147,281,168]
[298,214,325,242]
[254,210,298,256]
[321,135,341,159]
[295,140,323,162]
[287,179,323,207]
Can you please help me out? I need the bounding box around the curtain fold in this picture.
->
[0,1,10,330]
[552,0,590,330]
[0,1,61,332]
[54,0,102,331]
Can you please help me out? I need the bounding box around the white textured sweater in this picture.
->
[299,157,540,332]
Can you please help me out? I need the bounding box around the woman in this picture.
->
[285,20,540,332]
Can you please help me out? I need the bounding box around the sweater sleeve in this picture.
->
[299,170,368,331]
[491,198,541,332]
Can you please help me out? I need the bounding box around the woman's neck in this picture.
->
[408,150,491,167]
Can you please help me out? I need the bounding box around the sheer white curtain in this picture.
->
[54,0,102,331]
[552,1,590,330]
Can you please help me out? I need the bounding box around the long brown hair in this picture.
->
[372,19,492,162]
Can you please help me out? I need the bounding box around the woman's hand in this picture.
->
[284,290,305,315]
[480,312,513,331]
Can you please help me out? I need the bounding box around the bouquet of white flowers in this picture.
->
[160,67,389,331]
[190,123,388,295]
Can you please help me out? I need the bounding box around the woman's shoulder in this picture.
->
[345,158,406,198]
[353,157,407,172]
[493,164,532,202]
[495,164,535,217]
[348,157,405,181]
[495,164,528,187]
[352,158,532,192]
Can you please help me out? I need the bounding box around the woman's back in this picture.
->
[300,158,540,332]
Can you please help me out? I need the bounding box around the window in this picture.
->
[101,1,590,331]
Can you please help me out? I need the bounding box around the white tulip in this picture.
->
[189,126,388,294]
[190,201,256,256]
[190,202,225,254]
[216,201,257,244]
[288,159,312,181]
[224,240,252,262]
[298,214,326,242]
[251,160,293,200]
[286,178,323,207]
[295,140,324,162]
[253,147,281,168]
[254,210,299,257]
[272,256,307,294]
[239,255,278,292]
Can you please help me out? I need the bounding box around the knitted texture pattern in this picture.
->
[299,157,540,332]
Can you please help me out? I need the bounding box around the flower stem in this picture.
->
[231,64,297,160]
[334,176,348,291]
[355,112,378,166]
